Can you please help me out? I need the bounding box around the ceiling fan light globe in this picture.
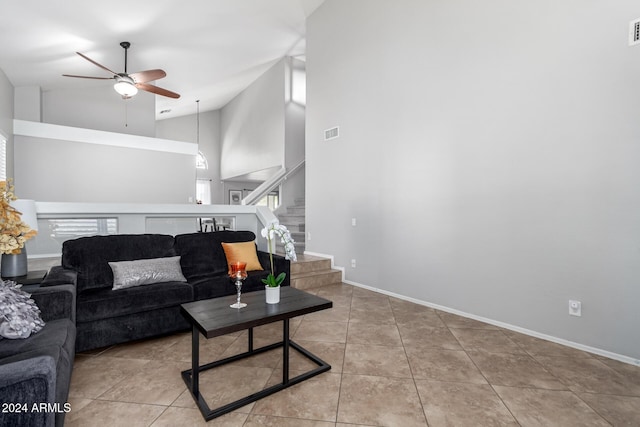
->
[114,81,138,97]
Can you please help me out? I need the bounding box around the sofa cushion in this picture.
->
[0,280,46,339]
[0,318,75,361]
[62,234,177,293]
[221,241,264,273]
[75,305,190,353]
[76,281,193,323]
[109,256,187,290]
[174,231,258,281]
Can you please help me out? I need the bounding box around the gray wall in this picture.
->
[306,0,640,359]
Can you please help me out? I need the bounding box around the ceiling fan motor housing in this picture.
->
[113,73,138,98]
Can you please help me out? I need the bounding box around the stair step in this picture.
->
[279,213,305,223]
[290,231,305,240]
[280,223,305,233]
[287,206,305,215]
[276,232,305,244]
[291,256,331,275]
[278,200,306,256]
[290,269,342,290]
[276,232,305,252]
[288,254,338,290]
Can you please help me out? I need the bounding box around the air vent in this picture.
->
[630,18,640,46]
[324,126,339,141]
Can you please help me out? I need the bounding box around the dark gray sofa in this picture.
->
[43,230,289,353]
[0,284,76,427]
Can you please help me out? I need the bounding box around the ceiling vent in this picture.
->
[630,18,640,46]
[324,126,339,141]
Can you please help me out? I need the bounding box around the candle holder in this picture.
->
[229,261,248,309]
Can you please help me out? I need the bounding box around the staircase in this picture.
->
[277,198,342,289]
[277,197,306,254]
[290,254,343,290]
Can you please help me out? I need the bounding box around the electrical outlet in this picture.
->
[351,259,356,268]
[307,232,311,241]
[569,300,582,317]
[352,218,357,226]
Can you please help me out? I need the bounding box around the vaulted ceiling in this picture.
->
[0,0,324,119]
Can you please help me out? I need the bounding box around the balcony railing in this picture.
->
[241,160,305,206]
[26,202,276,258]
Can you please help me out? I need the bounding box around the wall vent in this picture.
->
[630,18,640,46]
[324,126,339,141]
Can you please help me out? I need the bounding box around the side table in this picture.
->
[2,269,48,292]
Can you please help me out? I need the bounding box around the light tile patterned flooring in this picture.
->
[66,283,640,426]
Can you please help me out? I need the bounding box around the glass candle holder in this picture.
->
[229,261,248,309]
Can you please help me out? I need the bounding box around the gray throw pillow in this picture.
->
[0,280,46,339]
[109,256,187,290]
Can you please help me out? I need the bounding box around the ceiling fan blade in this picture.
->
[62,74,113,80]
[76,52,118,76]
[136,83,180,99]
[129,69,166,83]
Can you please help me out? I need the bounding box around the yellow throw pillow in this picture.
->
[221,241,264,273]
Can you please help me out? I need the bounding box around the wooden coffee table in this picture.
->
[180,287,333,421]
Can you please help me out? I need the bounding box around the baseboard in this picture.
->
[303,250,640,367]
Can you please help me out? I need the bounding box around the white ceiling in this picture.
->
[0,0,325,120]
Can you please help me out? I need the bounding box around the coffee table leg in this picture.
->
[283,319,290,384]
[192,325,199,394]
[248,327,254,352]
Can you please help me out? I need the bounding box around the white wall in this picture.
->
[306,0,640,360]
[219,56,306,210]
[0,70,14,177]
[9,77,195,204]
[220,59,285,180]
[156,110,223,203]
[43,84,156,137]
[14,132,195,203]
[14,86,41,122]
[281,57,307,210]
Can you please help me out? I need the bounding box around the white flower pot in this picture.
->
[265,285,280,304]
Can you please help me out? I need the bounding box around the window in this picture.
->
[196,179,211,204]
[48,218,118,239]
[0,133,6,180]
[196,151,208,170]
[256,191,279,210]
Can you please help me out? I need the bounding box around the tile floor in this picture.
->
[65,283,640,426]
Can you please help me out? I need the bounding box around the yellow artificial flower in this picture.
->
[0,179,37,255]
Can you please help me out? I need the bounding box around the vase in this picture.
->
[1,249,28,278]
[265,285,280,304]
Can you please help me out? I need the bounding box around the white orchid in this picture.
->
[261,219,296,287]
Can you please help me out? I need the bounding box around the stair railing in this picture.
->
[241,160,305,206]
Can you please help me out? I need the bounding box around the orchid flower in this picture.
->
[261,219,296,287]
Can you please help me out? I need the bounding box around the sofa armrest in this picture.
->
[30,285,76,323]
[41,266,77,288]
[0,355,56,427]
[257,251,291,287]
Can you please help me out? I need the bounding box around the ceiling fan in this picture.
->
[63,41,180,99]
